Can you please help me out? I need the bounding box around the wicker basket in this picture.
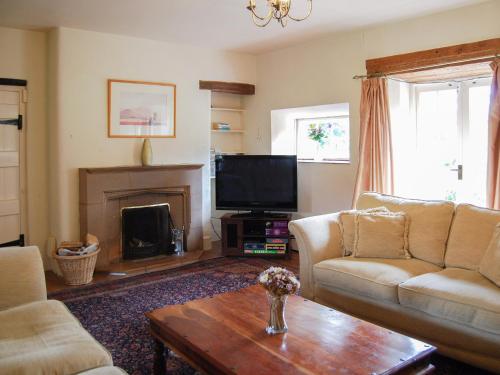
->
[54,248,100,286]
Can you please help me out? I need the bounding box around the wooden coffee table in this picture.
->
[146,285,435,374]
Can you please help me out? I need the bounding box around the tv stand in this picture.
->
[230,212,288,219]
[220,213,291,258]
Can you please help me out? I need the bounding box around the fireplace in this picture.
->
[79,164,204,270]
[121,203,174,260]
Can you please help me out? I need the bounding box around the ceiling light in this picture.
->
[246,0,312,28]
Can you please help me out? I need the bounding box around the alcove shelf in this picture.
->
[211,129,245,134]
[211,107,246,113]
[199,80,255,242]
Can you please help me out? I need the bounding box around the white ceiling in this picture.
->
[0,0,488,54]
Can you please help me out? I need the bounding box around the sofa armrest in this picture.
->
[0,246,47,310]
[289,213,343,299]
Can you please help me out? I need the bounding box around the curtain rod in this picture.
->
[352,54,500,80]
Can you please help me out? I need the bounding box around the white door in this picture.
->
[0,86,26,246]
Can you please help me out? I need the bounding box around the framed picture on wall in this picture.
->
[108,79,176,138]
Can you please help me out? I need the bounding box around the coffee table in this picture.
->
[146,285,435,374]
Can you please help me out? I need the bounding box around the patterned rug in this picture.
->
[49,257,490,375]
[49,257,291,375]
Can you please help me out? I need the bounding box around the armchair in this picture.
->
[0,246,47,310]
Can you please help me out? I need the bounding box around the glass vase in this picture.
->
[171,228,184,255]
[266,292,288,335]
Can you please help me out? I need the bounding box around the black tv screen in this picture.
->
[215,155,297,212]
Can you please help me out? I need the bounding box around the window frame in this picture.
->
[398,76,492,205]
[295,114,350,164]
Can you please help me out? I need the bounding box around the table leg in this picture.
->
[153,339,167,375]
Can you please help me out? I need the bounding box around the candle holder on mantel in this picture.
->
[141,139,153,166]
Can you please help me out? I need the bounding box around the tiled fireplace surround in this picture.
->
[79,164,203,270]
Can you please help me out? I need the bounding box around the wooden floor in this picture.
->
[46,242,300,293]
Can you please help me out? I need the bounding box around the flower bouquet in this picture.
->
[307,123,332,147]
[258,267,300,334]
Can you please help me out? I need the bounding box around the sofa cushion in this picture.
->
[313,257,442,303]
[353,211,410,259]
[0,300,113,375]
[78,367,128,375]
[480,224,500,287]
[339,206,389,256]
[399,268,500,335]
[356,192,455,266]
[445,203,500,270]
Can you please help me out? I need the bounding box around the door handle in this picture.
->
[450,165,463,180]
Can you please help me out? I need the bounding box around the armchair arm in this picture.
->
[289,213,343,300]
[0,246,47,310]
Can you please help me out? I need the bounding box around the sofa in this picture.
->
[0,246,126,375]
[289,192,500,373]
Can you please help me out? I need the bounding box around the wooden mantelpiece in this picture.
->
[79,164,204,270]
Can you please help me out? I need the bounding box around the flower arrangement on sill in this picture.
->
[307,123,332,147]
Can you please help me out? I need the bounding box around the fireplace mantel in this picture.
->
[79,164,203,270]
[81,164,204,174]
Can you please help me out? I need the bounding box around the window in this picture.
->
[390,77,491,206]
[296,116,350,162]
[271,103,350,163]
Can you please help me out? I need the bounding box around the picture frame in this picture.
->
[107,79,176,138]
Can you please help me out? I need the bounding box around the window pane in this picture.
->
[415,87,459,201]
[464,84,490,206]
[296,117,350,161]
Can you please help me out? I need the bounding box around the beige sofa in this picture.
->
[289,192,500,373]
[0,246,125,375]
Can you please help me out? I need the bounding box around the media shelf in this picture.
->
[220,213,292,258]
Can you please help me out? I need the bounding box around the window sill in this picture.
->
[298,159,351,165]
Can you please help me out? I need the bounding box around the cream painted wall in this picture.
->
[49,27,256,243]
[244,0,500,218]
[1,0,499,267]
[0,27,49,266]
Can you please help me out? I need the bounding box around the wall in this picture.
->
[49,27,256,244]
[245,0,500,217]
[1,0,499,266]
[0,27,49,266]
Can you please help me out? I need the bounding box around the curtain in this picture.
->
[352,78,394,207]
[487,60,500,209]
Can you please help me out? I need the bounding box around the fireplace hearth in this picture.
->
[121,203,174,260]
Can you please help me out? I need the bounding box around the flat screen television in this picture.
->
[215,155,297,213]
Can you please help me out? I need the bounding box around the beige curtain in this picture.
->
[352,78,394,207]
[487,60,500,209]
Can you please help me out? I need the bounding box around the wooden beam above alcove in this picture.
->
[199,80,255,95]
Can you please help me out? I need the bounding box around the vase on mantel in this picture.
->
[141,139,152,166]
